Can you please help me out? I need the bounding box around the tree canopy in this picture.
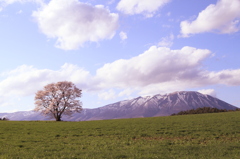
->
[34,81,82,121]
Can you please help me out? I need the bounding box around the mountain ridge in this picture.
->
[0,91,237,121]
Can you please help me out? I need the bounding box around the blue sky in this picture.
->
[0,0,240,112]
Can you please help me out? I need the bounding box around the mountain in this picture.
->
[0,111,43,121]
[0,91,237,121]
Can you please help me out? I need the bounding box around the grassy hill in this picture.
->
[0,111,240,158]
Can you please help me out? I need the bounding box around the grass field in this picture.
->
[0,111,240,159]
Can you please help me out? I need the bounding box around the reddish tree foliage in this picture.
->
[34,81,82,121]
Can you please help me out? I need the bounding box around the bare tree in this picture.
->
[34,81,82,121]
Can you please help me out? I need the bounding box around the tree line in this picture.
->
[171,107,240,116]
[0,117,9,121]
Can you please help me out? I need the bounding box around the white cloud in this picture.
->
[0,63,91,97]
[2,46,213,108]
[95,46,240,96]
[32,0,119,50]
[0,63,94,112]
[119,31,127,41]
[116,0,171,17]
[98,89,116,100]
[158,33,174,47]
[198,89,217,97]
[207,69,240,86]
[96,46,212,89]
[180,0,240,37]
[1,47,240,110]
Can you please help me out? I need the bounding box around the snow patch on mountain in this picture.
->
[0,91,237,121]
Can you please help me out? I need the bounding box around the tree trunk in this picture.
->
[55,116,62,121]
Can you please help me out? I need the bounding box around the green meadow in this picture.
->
[0,112,240,159]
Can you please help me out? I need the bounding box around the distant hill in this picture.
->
[0,91,237,121]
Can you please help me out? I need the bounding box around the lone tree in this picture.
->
[34,81,82,121]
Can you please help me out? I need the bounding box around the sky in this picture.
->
[0,0,240,112]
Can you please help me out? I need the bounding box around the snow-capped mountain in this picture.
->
[0,91,237,121]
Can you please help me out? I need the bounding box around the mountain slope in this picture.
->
[67,91,237,121]
[0,111,43,121]
[0,91,237,121]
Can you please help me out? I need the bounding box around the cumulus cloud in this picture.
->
[198,89,217,97]
[32,0,119,50]
[96,46,212,89]
[1,46,240,109]
[180,0,240,37]
[116,0,171,17]
[95,46,240,96]
[0,63,91,97]
[0,63,95,112]
[207,69,240,86]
